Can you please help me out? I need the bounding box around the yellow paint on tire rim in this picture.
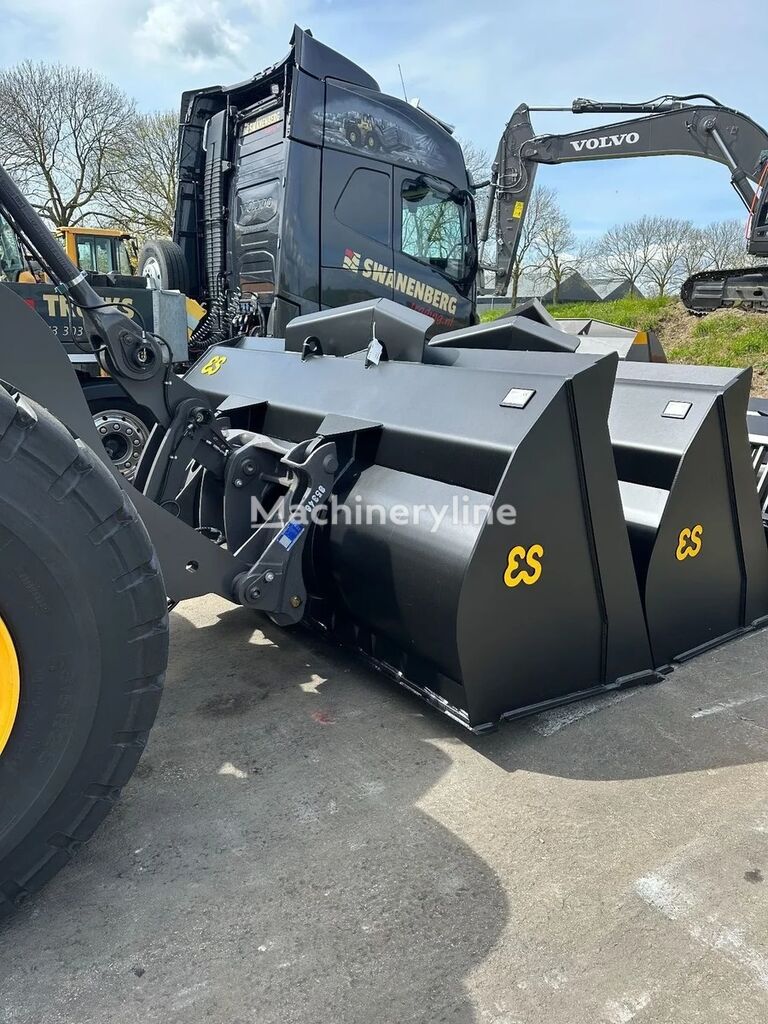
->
[0,615,20,756]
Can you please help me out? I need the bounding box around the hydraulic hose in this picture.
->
[0,165,102,310]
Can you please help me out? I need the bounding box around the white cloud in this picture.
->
[1,0,765,235]
[0,0,297,108]
[135,0,246,69]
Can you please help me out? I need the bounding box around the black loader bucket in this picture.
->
[190,331,656,732]
[610,363,768,668]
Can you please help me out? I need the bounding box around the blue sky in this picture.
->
[1,0,764,240]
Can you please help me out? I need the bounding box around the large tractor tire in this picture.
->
[137,239,189,293]
[0,388,168,918]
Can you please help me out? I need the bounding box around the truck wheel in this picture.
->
[89,397,153,481]
[137,239,189,293]
[0,387,168,919]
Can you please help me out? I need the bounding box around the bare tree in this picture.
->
[459,138,490,189]
[643,216,693,296]
[594,216,655,289]
[0,61,136,227]
[679,224,710,278]
[459,138,493,284]
[508,185,558,303]
[531,207,583,303]
[700,219,748,269]
[101,111,179,240]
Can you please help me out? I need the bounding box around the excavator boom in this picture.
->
[487,97,768,308]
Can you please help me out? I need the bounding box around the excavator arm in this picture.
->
[485,96,768,296]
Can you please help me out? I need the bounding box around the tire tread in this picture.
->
[0,389,168,919]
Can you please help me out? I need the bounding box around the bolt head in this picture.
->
[264,571,276,583]
[234,478,244,488]
[290,595,302,609]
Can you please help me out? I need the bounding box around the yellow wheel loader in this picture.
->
[2,31,768,921]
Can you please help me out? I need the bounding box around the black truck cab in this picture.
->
[174,26,477,337]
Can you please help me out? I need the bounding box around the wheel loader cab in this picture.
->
[174,26,477,337]
[56,227,134,277]
[1,218,135,284]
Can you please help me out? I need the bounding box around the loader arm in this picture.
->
[0,164,250,602]
[488,96,768,296]
[0,163,385,620]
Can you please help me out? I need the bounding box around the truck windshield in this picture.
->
[0,217,24,282]
[400,179,470,281]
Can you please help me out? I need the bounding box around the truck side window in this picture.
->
[401,179,466,280]
[335,168,390,245]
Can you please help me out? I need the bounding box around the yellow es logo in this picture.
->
[504,544,544,588]
[676,524,703,561]
[201,354,227,376]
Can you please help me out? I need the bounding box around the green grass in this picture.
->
[665,311,768,372]
[480,295,675,331]
[481,295,768,391]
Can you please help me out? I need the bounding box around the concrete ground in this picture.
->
[2,597,768,1024]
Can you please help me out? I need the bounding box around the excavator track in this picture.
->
[680,266,768,314]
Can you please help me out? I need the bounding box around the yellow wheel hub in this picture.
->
[0,614,20,756]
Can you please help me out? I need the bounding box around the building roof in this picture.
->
[540,271,600,304]
[591,279,644,301]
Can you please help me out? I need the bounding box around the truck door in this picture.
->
[320,149,393,308]
[393,167,474,331]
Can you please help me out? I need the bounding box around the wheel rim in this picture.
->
[141,256,162,289]
[0,614,20,757]
[93,409,151,480]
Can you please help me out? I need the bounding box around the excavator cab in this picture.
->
[747,162,768,256]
